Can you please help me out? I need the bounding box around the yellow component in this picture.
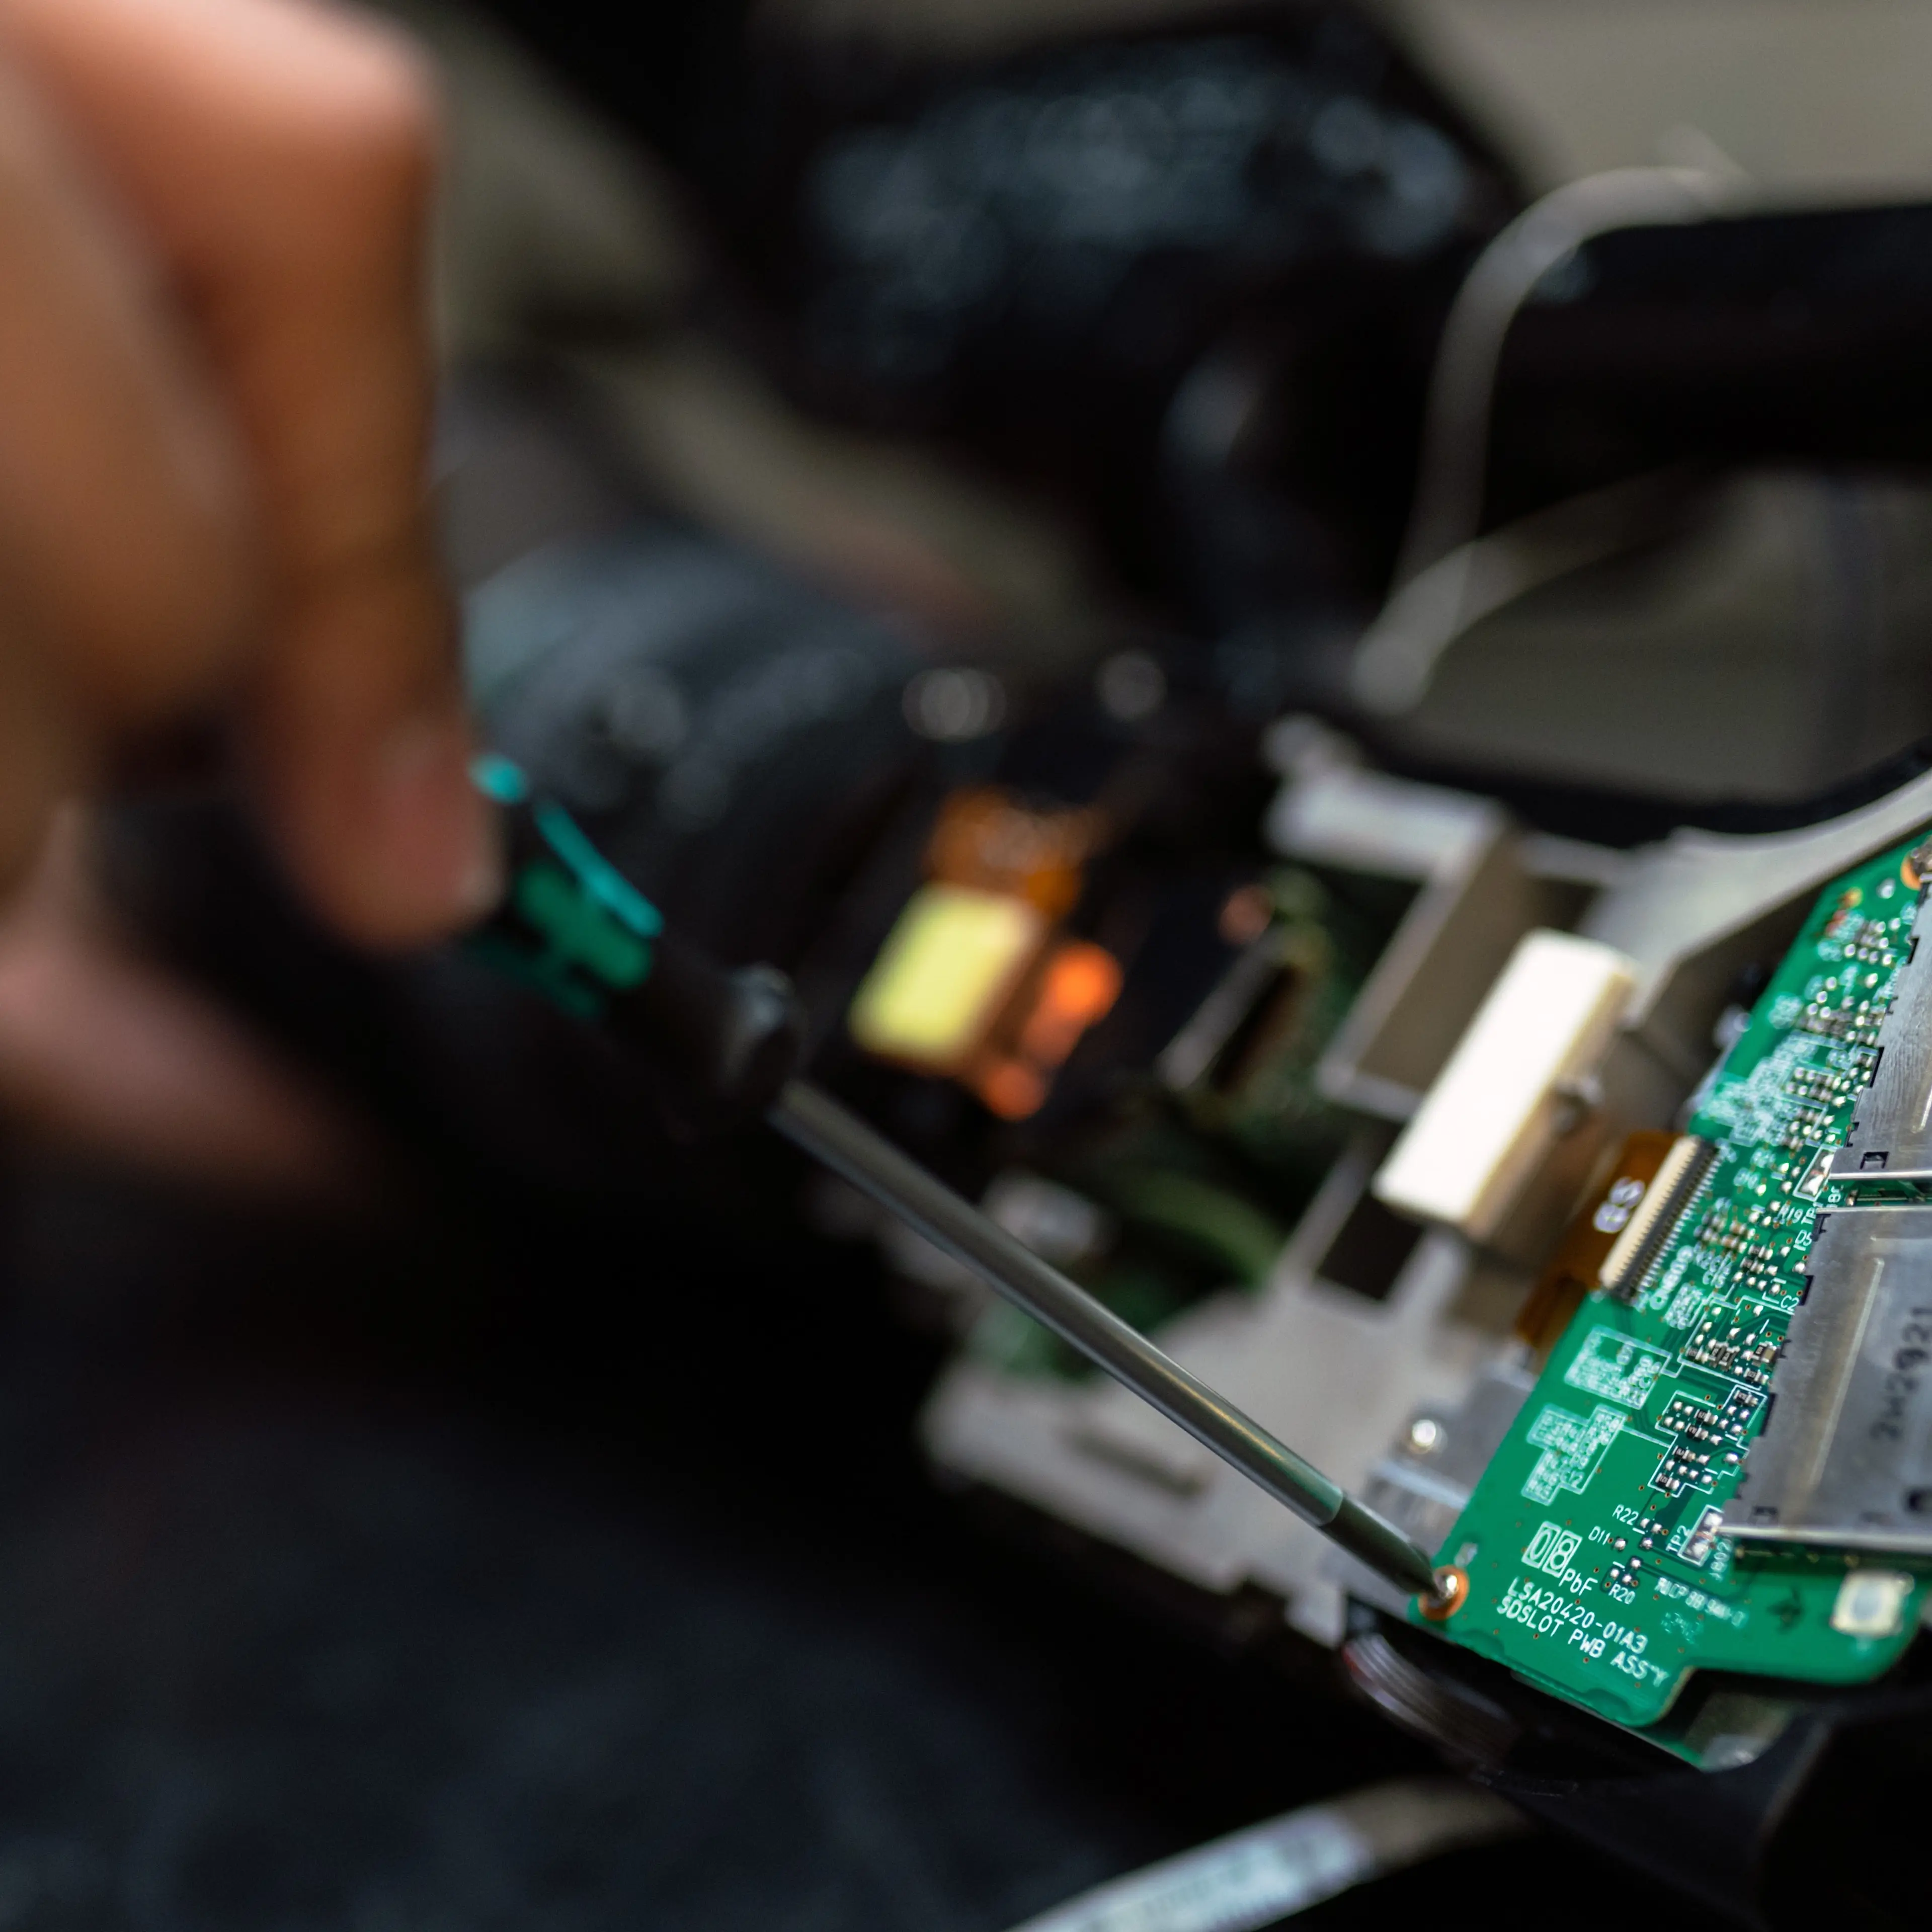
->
[849,884,1044,1072]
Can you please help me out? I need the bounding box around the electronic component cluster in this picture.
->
[1415,833,1932,1747]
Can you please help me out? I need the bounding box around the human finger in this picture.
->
[0,40,253,888]
[0,0,496,945]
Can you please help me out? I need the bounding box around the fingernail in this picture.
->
[370,704,502,930]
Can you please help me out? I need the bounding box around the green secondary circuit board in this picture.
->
[1414,829,1932,1745]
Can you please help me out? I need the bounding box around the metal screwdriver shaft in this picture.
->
[769,1078,1443,1603]
[467,760,1446,1609]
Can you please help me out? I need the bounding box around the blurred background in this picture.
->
[3,1,1932,1924]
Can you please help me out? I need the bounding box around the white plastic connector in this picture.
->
[1372,929,1637,1241]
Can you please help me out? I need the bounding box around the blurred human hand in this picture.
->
[0,0,494,947]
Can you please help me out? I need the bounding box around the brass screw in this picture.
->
[1417,1565,1470,1622]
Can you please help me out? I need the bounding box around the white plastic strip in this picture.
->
[1003,1779,1521,1932]
[1374,929,1636,1240]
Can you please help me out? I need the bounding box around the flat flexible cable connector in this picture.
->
[1596,1133,1719,1299]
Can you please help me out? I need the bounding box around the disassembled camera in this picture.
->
[800,694,1932,1912]
[150,5,1932,1917]
[841,701,1932,1706]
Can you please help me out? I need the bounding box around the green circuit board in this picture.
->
[1414,829,1932,1744]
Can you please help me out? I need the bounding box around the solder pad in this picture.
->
[1412,831,1932,1745]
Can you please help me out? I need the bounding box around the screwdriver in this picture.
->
[469,755,1450,1609]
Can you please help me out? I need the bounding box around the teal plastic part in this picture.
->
[466,755,664,1018]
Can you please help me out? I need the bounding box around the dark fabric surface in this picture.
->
[0,1157,1664,1930]
[0,1400,1150,1930]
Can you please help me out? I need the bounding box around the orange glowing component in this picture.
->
[977,1059,1051,1121]
[852,782,1121,1115]
[1218,882,1274,947]
[925,787,1102,917]
[969,941,1122,1120]
[1018,943,1122,1068]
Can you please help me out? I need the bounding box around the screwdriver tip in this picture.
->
[1416,1566,1470,1622]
